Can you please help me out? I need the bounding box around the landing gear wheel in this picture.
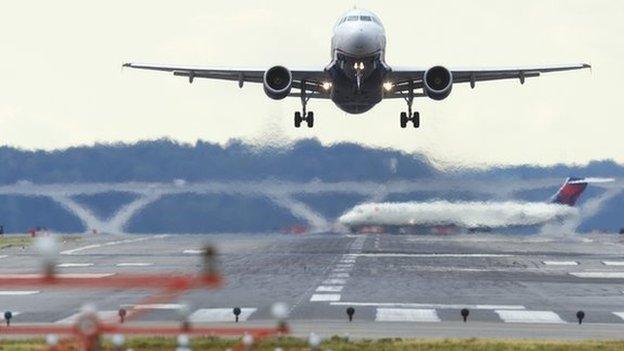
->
[306,112,314,128]
[400,112,408,128]
[294,112,302,128]
[412,112,420,128]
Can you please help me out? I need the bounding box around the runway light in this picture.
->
[308,332,321,350]
[461,308,470,322]
[242,333,254,347]
[46,334,59,347]
[271,302,289,320]
[576,310,585,324]
[346,307,355,322]
[322,82,332,90]
[383,82,394,91]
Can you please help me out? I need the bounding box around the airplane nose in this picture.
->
[341,28,379,57]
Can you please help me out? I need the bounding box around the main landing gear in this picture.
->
[295,80,314,128]
[400,81,420,128]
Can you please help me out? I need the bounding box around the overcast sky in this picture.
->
[0,0,621,167]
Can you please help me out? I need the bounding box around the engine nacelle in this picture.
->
[263,66,292,100]
[423,66,453,101]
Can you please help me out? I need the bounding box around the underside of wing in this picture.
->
[385,63,591,98]
[122,63,331,98]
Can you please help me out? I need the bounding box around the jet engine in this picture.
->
[263,66,292,100]
[423,66,453,100]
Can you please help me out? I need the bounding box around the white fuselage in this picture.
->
[338,201,579,232]
[327,9,389,114]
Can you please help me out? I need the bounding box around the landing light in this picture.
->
[383,82,394,91]
[322,82,332,90]
[359,62,365,70]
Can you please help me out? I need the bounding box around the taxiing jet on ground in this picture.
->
[338,177,613,234]
[124,8,590,129]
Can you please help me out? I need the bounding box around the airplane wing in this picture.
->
[385,63,591,97]
[122,63,331,98]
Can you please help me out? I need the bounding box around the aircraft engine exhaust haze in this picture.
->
[123,8,590,129]
[338,177,614,234]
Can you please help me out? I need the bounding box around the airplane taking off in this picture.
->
[338,177,613,234]
[124,8,590,129]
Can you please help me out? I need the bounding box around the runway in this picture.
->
[1,232,624,339]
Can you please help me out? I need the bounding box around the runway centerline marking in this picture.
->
[376,308,440,322]
[569,272,624,278]
[350,253,512,258]
[316,286,343,292]
[0,290,40,296]
[331,302,526,310]
[190,308,257,323]
[329,273,349,278]
[310,294,341,302]
[131,304,184,310]
[323,279,346,285]
[57,263,94,268]
[542,261,578,266]
[602,261,624,266]
[61,235,169,255]
[0,255,7,259]
[0,273,114,279]
[183,249,203,254]
[495,310,566,324]
[116,262,153,267]
[56,311,117,324]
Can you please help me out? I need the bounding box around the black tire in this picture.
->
[412,112,420,128]
[294,112,302,128]
[307,112,314,128]
[400,112,408,128]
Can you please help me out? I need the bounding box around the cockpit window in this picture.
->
[347,15,358,21]
[339,17,347,24]
[360,16,372,21]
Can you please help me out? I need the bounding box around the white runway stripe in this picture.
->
[60,235,168,255]
[495,310,565,324]
[310,294,341,302]
[612,312,624,321]
[57,263,94,268]
[56,310,118,324]
[190,308,256,322]
[335,264,353,269]
[116,262,153,267]
[323,279,346,285]
[332,268,351,273]
[316,286,343,292]
[602,261,624,266]
[352,253,511,258]
[542,261,578,266]
[570,272,624,278]
[376,308,440,322]
[183,249,203,254]
[0,255,7,259]
[331,302,525,310]
[132,304,184,310]
[0,290,40,296]
[0,273,114,279]
[329,273,349,278]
